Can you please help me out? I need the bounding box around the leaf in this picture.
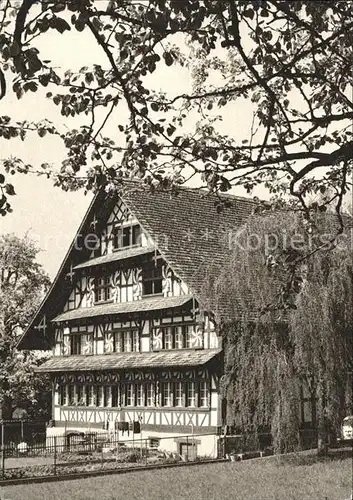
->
[0,173,4,184]
[164,52,174,66]
[39,74,51,87]
[120,49,128,60]
[85,72,94,84]
[75,18,85,32]
[51,2,66,12]
[52,17,71,34]
[24,81,38,93]
[167,125,176,136]
[243,8,254,20]
[37,128,47,138]
[4,183,16,195]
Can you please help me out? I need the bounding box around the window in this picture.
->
[77,385,84,406]
[60,385,67,406]
[124,331,132,352]
[97,386,104,407]
[70,335,81,355]
[113,331,123,352]
[94,276,111,303]
[104,386,112,407]
[88,385,96,406]
[199,382,209,408]
[151,324,197,351]
[111,386,119,407]
[146,383,154,407]
[174,382,184,407]
[111,330,139,353]
[68,385,75,406]
[126,384,134,406]
[164,329,173,350]
[161,382,172,407]
[186,382,196,407]
[142,263,163,295]
[174,326,183,349]
[113,224,141,250]
[136,384,144,406]
[184,325,193,349]
[133,331,140,352]
[149,438,160,448]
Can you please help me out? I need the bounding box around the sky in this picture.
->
[0,9,264,279]
[2,5,349,279]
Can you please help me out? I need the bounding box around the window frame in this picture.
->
[113,223,142,251]
[107,328,140,353]
[136,383,145,407]
[94,275,112,304]
[164,328,173,350]
[70,334,82,355]
[161,381,172,407]
[146,383,155,407]
[199,381,209,408]
[151,323,199,351]
[126,383,134,406]
[142,262,163,296]
[174,381,184,407]
[186,381,196,408]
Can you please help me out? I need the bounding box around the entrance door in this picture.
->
[179,441,197,461]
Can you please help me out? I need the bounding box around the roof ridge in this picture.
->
[120,178,257,204]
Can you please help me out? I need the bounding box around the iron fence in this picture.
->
[0,424,322,481]
[0,420,46,446]
[0,431,221,480]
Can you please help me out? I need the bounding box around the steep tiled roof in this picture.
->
[73,246,155,270]
[120,183,255,303]
[18,182,255,349]
[52,295,194,322]
[36,349,221,372]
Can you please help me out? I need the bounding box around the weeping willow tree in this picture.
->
[207,212,352,455]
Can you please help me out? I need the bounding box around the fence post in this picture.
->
[101,437,104,467]
[145,438,148,467]
[53,436,57,476]
[1,422,5,478]
[186,435,189,462]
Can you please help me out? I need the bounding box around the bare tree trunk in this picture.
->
[317,380,328,456]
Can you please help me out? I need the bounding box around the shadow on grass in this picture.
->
[277,447,353,467]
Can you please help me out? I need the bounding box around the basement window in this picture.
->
[149,438,160,448]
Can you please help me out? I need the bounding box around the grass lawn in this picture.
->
[0,449,352,500]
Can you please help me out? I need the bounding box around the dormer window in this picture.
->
[113,224,141,250]
[94,276,111,303]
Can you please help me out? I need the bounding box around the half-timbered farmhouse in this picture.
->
[18,182,257,456]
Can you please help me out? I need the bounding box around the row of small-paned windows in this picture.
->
[61,385,117,407]
[113,224,141,250]
[67,333,93,355]
[62,325,201,355]
[64,331,139,355]
[93,262,164,304]
[107,330,140,353]
[59,382,209,408]
[154,325,197,350]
